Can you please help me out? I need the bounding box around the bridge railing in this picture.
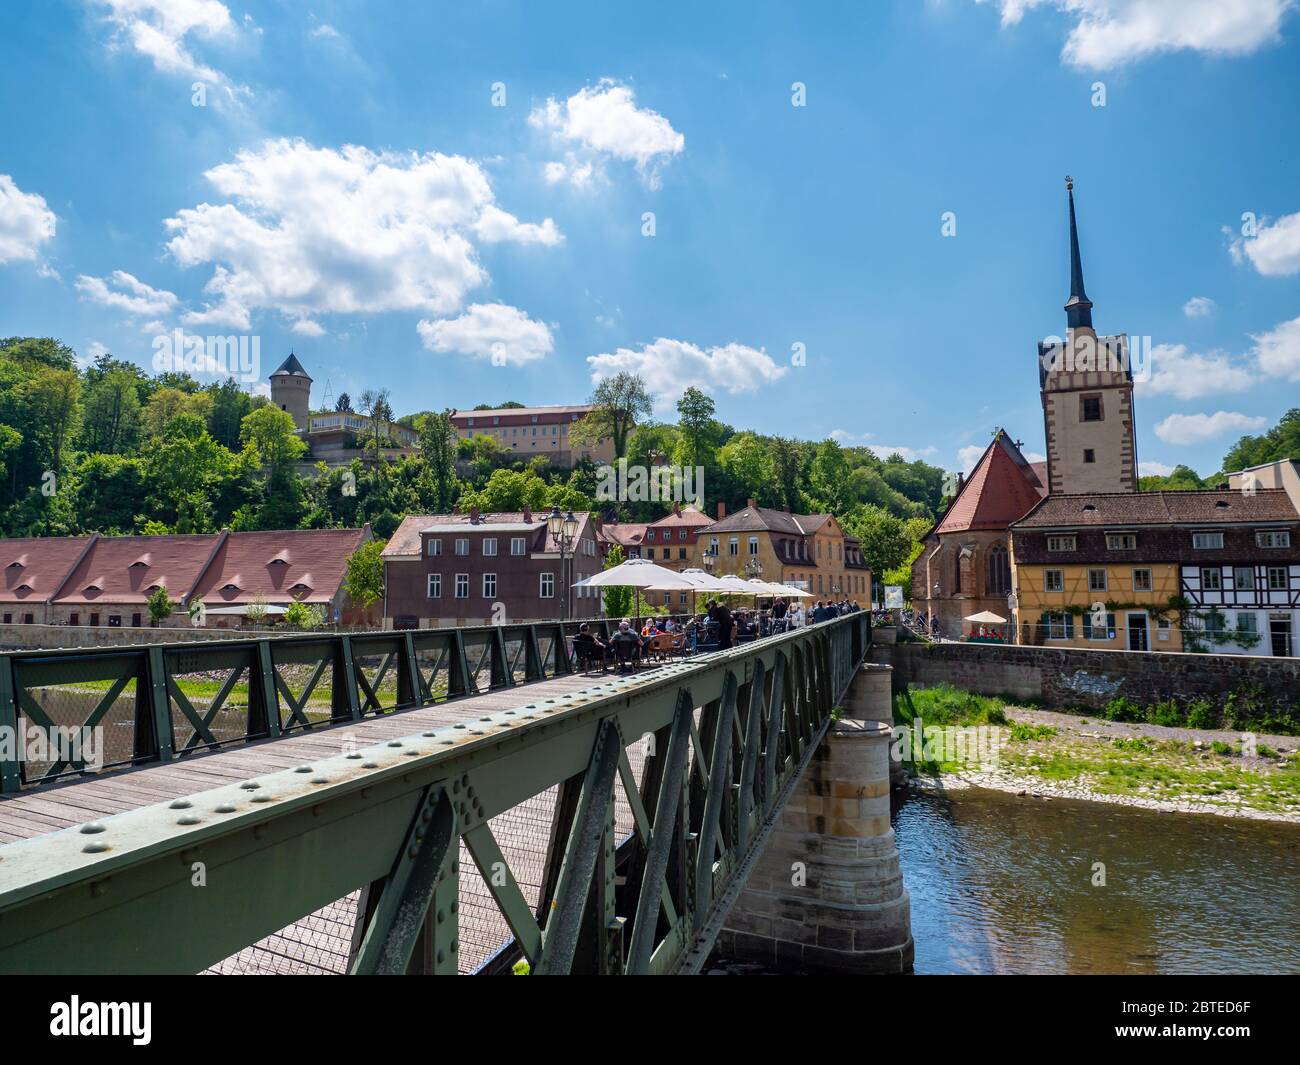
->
[0,612,870,975]
[0,616,712,793]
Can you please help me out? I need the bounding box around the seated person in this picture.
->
[610,621,644,671]
[572,623,608,670]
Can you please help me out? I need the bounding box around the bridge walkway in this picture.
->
[0,668,651,973]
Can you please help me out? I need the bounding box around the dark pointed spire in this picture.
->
[1064,176,1093,330]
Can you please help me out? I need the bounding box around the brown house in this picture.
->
[383,508,603,627]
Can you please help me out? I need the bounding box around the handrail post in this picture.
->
[0,655,21,793]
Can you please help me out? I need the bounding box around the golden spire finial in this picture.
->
[1065,175,1074,191]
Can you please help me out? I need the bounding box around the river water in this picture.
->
[898,788,1300,975]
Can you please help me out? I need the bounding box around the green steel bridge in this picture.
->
[0,613,870,974]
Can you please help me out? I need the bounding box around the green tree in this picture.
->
[717,432,772,504]
[417,410,459,512]
[344,539,387,610]
[807,439,853,516]
[147,585,175,627]
[573,372,652,459]
[80,368,141,455]
[283,600,327,630]
[26,368,82,472]
[601,544,633,618]
[675,387,718,470]
[842,505,911,575]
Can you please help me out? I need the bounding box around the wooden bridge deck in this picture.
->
[0,668,655,974]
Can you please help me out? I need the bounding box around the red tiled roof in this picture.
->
[189,528,369,606]
[936,433,1045,535]
[53,534,220,605]
[1012,489,1299,529]
[0,537,96,604]
[646,506,713,530]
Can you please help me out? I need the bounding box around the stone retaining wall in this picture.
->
[0,624,276,651]
[873,641,1300,712]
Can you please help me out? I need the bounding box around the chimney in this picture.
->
[747,498,757,510]
[469,505,480,524]
[716,502,726,520]
[522,504,532,523]
[672,500,682,516]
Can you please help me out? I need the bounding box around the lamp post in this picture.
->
[547,505,579,621]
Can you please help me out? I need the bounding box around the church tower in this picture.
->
[269,352,312,431]
[1038,179,1137,495]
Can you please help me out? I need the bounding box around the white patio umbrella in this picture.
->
[647,567,734,618]
[770,584,813,598]
[963,610,1007,624]
[574,557,694,625]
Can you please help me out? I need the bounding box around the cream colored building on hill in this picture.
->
[449,405,618,468]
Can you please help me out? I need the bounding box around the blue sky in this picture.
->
[2,0,1299,478]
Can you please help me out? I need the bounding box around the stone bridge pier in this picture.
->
[717,662,913,974]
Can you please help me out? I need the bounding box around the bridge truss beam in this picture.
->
[0,615,869,975]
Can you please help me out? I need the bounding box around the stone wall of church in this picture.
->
[910,531,1014,639]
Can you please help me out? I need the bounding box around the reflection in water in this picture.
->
[897,788,1300,975]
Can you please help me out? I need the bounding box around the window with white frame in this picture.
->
[1106,533,1136,550]
[1237,613,1258,635]
[1082,611,1115,640]
[1256,530,1291,548]
[426,574,441,598]
[1044,569,1064,592]
[748,536,759,556]
[1192,531,1223,550]
[427,538,442,556]
[1202,568,1222,590]
[1047,535,1076,552]
[482,573,496,598]
[1132,568,1152,592]
[1234,567,1255,589]
[455,538,469,555]
[1268,566,1287,590]
[540,572,555,598]
[483,538,497,556]
[729,537,738,556]
[1088,568,1107,592]
[511,537,526,555]
[454,574,469,598]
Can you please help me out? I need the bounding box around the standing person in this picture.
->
[710,598,734,649]
[789,601,804,628]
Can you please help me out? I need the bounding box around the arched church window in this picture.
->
[986,543,1011,595]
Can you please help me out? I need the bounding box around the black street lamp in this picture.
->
[547,505,579,620]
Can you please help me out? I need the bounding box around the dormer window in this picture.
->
[129,560,148,568]
[6,560,23,569]
[16,583,32,592]
[1214,500,1230,510]
[268,558,289,566]
[222,583,240,592]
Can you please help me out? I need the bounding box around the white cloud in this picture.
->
[984,0,1294,69]
[91,0,246,99]
[1153,410,1268,445]
[290,319,325,337]
[0,174,57,263]
[828,429,938,462]
[530,80,684,189]
[75,270,180,317]
[1250,314,1300,382]
[1138,342,1256,400]
[958,444,985,475]
[587,338,786,410]
[417,302,554,366]
[1139,460,1175,476]
[1183,295,1215,317]
[309,23,341,41]
[163,138,561,331]
[1229,211,1300,276]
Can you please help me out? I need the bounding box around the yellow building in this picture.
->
[449,404,617,469]
[694,503,871,603]
[1010,554,1183,651]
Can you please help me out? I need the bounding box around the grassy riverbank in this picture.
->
[895,684,1300,821]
